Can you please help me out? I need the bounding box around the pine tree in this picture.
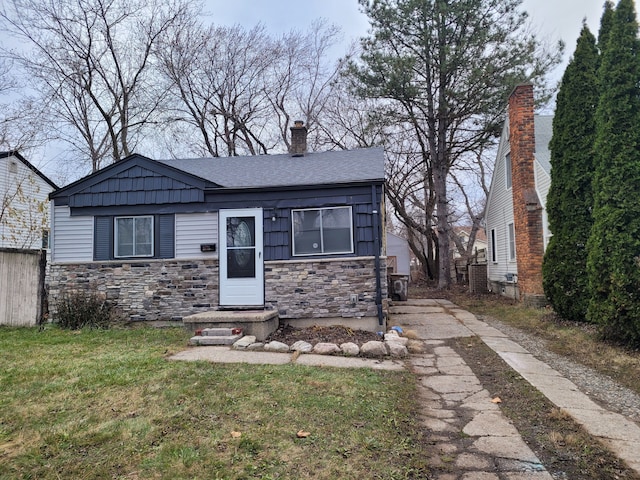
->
[587,0,640,346]
[542,25,599,322]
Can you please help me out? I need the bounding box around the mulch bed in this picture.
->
[265,324,381,346]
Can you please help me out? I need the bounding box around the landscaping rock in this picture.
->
[387,342,408,358]
[264,341,290,353]
[247,342,264,350]
[290,340,313,353]
[233,335,256,349]
[385,335,409,346]
[313,342,341,355]
[361,340,388,357]
[340,342,360,356]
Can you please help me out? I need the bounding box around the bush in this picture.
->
[54,290,120,330]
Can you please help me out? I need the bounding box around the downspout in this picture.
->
[371,184,384,326]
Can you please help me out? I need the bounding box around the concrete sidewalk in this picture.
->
[393,298,640,478]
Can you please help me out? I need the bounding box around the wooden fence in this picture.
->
[0,248,46,326]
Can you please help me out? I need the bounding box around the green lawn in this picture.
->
[0,326,429,479]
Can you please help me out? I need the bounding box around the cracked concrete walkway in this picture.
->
[394,298,640,479]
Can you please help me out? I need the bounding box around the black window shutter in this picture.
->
[94,216,113,260]
[157,214,175,258]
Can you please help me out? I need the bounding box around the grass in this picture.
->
[442,289,640,398]
[0,326,429,479]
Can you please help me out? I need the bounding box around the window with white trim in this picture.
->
[490,228,497,263]
[115,216,153,257]
[508,222,516,261]
[292,206,353,256]
[505,153,512,189]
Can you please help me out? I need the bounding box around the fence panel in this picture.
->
[0,248,45,326]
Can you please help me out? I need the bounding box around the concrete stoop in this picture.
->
[189,327,244,346]
[183,309,279,341]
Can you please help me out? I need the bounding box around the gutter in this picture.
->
[371,184,384,326]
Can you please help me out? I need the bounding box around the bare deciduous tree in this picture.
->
[1,0,197,171]
[159,23,275,157]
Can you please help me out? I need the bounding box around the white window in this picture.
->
[490,228,497,263]
[292,206,353,256]
[115,216,153,257]
[508,222,516,261]
[505,153,512,189]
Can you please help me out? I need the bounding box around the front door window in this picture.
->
[226,216,256,278]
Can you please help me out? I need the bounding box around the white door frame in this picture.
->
[219,208,264,307]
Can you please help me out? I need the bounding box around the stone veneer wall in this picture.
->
[264,256,387,320]
[48,259,219,321]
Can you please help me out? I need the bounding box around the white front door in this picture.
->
[219,208,264,307]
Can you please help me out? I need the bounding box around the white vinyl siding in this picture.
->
[535,159,552,251]
[175,212,218,258]
[485,121,517,281]
[51,206,93,262]
[0,155,53,249]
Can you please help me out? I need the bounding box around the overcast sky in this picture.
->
[202,0,621,84]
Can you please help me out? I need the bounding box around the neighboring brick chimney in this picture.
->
[508,84,545,306]
[289,120,307,156]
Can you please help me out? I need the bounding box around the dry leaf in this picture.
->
[296,430,311,438]
[230,431,242,438]
[491,397,502,404]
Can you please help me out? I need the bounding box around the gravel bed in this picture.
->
[478,314,640,423]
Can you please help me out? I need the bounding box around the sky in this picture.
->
[202,0,617,84]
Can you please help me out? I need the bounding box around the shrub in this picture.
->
[54,290,120,330]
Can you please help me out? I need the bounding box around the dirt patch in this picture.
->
[266,324,381,346]
[452,336,640,480]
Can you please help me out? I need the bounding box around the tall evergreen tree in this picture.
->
[598,1,615,52]
[543,25,599,322]
[587,0,640,346]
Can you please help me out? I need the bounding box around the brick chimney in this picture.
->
[508,84,545,306]
[289,120,307,157]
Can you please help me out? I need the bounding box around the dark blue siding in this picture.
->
[68,165,204,208]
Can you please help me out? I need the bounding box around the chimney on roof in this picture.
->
[289,120,307,157]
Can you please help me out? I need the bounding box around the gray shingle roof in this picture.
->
[534,115,553,174]
[156,147,385,188]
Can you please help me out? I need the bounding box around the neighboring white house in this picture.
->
[484,85,552,305]
[386,231,411,276]
[0,151,58,249]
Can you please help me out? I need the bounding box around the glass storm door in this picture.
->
[219,208,264,306]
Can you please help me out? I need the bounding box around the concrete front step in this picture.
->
[199,327,243,337]
[189,333,243,346]
[183,309,279,341]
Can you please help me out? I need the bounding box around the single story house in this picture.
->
[1,151,58,249]
[48,123,388,331]
[484,84,552,306]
